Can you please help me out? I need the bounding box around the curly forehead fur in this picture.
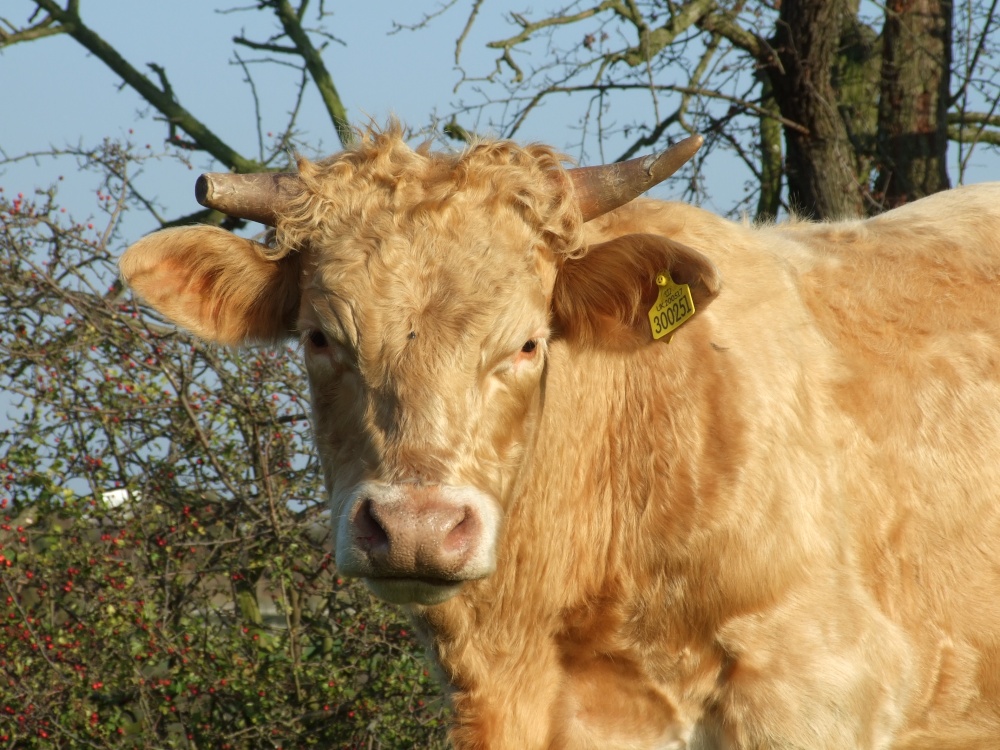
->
[274,123,585,260]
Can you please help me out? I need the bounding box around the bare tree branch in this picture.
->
[488,0,622,51]
[697,6,766,60]
[269,0,354,147]
[949,110,1000,127]
[0,14,64,45]
[26,0,259,172]
[949,125,1000,144]
[454,0,485,64]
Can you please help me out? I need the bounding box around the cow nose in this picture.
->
[353,497,391,554]
[352,490,482,580]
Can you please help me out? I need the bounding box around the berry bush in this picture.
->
[0,143,449,749]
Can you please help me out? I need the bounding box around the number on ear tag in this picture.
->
[648,272,695,341]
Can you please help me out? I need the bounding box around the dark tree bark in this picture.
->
[769,0,866,219]
[875,0,953,209]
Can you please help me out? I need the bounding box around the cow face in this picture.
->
[289,139,582,605]
[120,128,720,606]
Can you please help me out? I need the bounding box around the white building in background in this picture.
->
[101,488,133,508]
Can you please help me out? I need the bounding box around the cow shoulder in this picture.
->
[120,225,300,345]
[551,232,721,349]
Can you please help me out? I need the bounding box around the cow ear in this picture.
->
[551,233,720,349]
[119,225,301,346]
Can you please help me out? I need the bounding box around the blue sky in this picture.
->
[2,2,998,239]
[2,2,499,231]
[1,0,759,239]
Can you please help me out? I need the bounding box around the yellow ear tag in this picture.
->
[648,271,695,341]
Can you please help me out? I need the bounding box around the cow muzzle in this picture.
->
[334,481,501,606]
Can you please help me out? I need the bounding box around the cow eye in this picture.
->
[307,330,329,349]
[500,337,543,375]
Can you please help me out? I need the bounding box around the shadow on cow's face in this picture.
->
[295,157,566,606]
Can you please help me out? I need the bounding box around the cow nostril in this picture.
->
[442,510,478,555]
[354,498,389,553]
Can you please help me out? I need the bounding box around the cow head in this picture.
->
[120,126,720,606]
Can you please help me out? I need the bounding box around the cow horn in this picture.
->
[195,172,302,226]
[570,135,704,222]
[196,134,703,226]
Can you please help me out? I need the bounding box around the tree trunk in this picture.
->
[875,0,952,209]
[756,73,783,224]
[770,0,865,219]
[832,17,881,196]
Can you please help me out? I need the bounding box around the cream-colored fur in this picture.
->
[121,126,1000,749]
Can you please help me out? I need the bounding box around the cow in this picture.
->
[120,123,1000,749]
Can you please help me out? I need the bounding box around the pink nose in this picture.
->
[351,486,484,580]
